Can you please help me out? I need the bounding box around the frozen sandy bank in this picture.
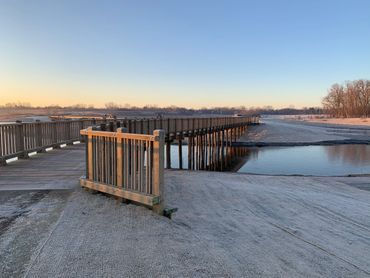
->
[238,117,370,145]
[1,169,369,277]
[283,115,370,127]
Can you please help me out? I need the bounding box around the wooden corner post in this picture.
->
[152,129,165,215]
[86,127,93,180]
[116,128,123,188]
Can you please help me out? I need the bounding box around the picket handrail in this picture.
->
[79,127,165,214]
[0,119,103,164]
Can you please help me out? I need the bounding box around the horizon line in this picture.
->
[0,102,322,110]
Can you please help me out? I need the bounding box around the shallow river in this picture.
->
[169,144,370,176]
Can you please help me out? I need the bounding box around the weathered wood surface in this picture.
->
[80,179,160,206]
[0,144,86,190]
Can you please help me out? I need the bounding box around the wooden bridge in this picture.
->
[0,116,259,214]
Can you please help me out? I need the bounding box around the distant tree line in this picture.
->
[323,79,370,117]
[0,103,323,117]
[254,107,322,115]
[2,102,32,108]
[0,102,322,116]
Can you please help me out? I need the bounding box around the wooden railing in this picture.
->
[79,127,165,214]
[0,119,101,165]
[0,116,258,166]
[0,116,259,164]
[119,116,259,138]
[78,116,258,213]
[0,115,257,214]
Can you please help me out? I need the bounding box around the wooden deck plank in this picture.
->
[0,144,85,190]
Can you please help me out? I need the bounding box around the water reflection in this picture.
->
[325,144,370,166]
[168,145,255,171]
[170,144,370,176]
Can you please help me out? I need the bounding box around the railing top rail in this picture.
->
[0,115,259,126]
[116,115,256,120]
[80,128,158,141]
[0,119,96,125]
[0,123,22,126]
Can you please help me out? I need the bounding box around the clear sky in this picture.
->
[1,0,369,108]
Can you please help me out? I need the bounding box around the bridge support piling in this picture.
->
[188,135,192,170]
[192,135,195,170]
[221,130,225,171]
[200,133,205,169]
[166,140,171,169]
[178,135,183,170]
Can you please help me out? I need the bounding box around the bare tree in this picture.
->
[322,80,370,118]
[354,79,370,117]
[105,102,120,110]
[322,83,345,117]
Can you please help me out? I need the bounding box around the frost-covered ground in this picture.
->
[1,169,369,277]
[282,115,370,127]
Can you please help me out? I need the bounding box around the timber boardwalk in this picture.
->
[1,116,259,214]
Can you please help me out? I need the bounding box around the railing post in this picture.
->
[116,127,128,188]
[52,122,57,144]
[66,121,71,142]
[36,120,43,147]
[15,120,25,158]
[152,129,165,215]
[116,127,123,187]
[79,121,84,141]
